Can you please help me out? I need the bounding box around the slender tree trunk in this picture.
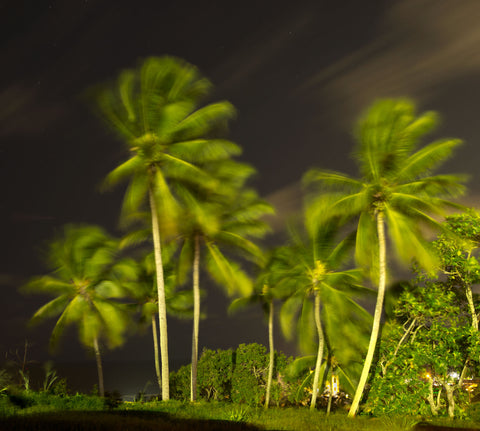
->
[327,375,333,415]
[444,383,455,418]
[149,187,169,400]
[427,378,439,416]
[310,291,325,410]
[264,299,274,409]
[465,286,478,330]
[348,211,386,417]
[93,337,104,397]
[152,314,162,393]
[191,234,201,402]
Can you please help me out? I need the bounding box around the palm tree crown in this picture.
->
[24,224,130,397]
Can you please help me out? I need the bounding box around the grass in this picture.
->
[2,396,480,431]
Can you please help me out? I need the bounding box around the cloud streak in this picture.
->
[300,0,480,126]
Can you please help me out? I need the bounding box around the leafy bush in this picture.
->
[231,343,267,405]
[197,348,234,401]
[170,364,191,401]
[170,343,292,406]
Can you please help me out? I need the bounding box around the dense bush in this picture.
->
[170,343,292,406]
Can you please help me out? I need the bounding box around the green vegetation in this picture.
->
[304,98,466,416]
[15,56,480,428]
[22,225,132,397]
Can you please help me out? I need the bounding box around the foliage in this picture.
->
[23,224,131,352]
[197,348,234,402]
[274,215,371,409]
[304,98,466,417]
[170,344,291,406]
[365,281,479,417]
[95,55,241,401]
[231,343,269,406]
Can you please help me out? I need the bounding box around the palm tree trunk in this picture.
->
[152,314,162,393]
[310,291,325,410]
[264,298,274,409]
[191,234,201,402]
[348,211,386,417]
[149,187,170,400]
[93,337,105,397]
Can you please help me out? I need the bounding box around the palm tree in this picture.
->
[175,165,273,402]
[94,56,236,400]
[24,225,130,397]
[118,252,193,394]
[277,217,365,410]
[304,98,466,416]
[229,246,292,409]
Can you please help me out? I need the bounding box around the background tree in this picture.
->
[94,56,236,400]
[118,251,193,394]
[366,279,480,418]
[230,246,292,409]
[277,214,367,410]
[23,224,130,397]
[305,98,466,416]
[175,165,273,401]
[434,210,480,330]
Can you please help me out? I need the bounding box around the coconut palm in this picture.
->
[24,225,130,397]
[94,56,236,400]
[175,165,273,402]
[304,98,466,416]
[277,216,365,410]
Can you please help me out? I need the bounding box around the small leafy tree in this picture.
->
[367,210,480,417]
[366,281,479,418]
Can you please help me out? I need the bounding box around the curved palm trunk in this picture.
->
[93,337,105,397]
[348,211,386,417]
[310,291,325,410]
[152,314,162,392]
[149,187,170,400]
[191,234,201,402]
[264,299,274,409]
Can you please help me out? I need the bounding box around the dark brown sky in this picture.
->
[2,0,480,395]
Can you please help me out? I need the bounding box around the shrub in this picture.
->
[231,343,267,405]
[197,348,234,401]
[170,364,191,401]
[170,343,292,406]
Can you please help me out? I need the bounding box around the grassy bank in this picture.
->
[2,396,480,431]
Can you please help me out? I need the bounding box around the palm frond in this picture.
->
[103,156,143,190]
[395,139,463,183]
[170,101,236,141]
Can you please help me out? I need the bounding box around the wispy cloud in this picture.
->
[300,0,480,126]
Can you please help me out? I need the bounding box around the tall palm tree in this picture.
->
[24,225,130,397]
[277,217,365,410]
[94,56,236,400]
[304,98,466,416]
[175,165,273,402]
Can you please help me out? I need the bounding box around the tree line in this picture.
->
[23,55,479,418]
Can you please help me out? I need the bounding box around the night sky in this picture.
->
[2,0,480,395]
